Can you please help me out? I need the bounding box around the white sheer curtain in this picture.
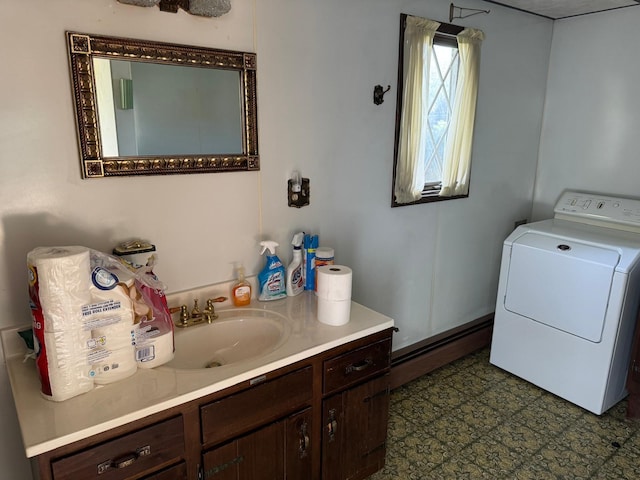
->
[394,16,440,204]
[439,28,484,197]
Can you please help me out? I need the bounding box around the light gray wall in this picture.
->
[534,7,640,217]
[257,0,553,347]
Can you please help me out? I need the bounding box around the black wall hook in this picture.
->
[373,85,391,105]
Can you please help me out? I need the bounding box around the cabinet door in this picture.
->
[202,421,284,480]
[238,421,284,479]
[142,461,187,479]
[322,374,390,480]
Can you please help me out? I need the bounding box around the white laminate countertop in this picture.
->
[2,291,394,458]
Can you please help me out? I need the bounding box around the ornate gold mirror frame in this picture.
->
[67,32,259,178]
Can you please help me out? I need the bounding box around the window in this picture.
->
[424,37,459,194]
[392,15,484,206]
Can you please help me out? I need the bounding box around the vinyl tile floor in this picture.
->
[370,348,640,479]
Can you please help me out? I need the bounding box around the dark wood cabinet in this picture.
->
[49,416,185,480]
[322,338,391,480]
[33,329,393,480]
[202,408,313,480]
[201,367,314,480]
[142,461,187,480]
[202,421,284,480]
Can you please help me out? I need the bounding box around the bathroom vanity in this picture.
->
[2,291,394,479]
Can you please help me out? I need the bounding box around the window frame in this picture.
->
[391,15,468,207]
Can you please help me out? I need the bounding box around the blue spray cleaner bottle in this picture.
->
[258,241,287,301]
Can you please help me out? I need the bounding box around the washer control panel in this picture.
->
[554,191,640,229]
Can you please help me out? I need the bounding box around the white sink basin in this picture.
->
[163,309,289,370]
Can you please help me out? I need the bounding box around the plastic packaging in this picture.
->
[303,234,319,290]
[232,264,252,306]
[314,247,335,291]
[257,241,287,301]
[27,246,175,401]
[286,233,305,296]
[90,250,174,370]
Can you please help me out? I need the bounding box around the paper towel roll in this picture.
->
[28,246,95,401]
[316,265,352,301]
[40,330,93,401]
[317,297,351,326]
[92,346,137,385]
[135,330,174,369]
[28,246,92,332]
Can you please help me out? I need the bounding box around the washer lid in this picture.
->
[504,218,640,274]
[505,232,619,343]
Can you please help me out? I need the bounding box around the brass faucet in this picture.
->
[170,297,227,328]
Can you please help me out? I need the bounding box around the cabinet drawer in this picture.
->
[142,461,187,480]
[201,366,313,447]
[323,338,391,395]
[51,416,184,480]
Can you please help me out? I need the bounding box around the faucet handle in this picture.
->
[204,297,227,311]
[203,297,227,323]
[209,296,227,304]
[168,304,190,327]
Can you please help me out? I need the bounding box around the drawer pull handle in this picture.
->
[97,445,151,475]
[345,357,372,374]
[327,408,338,442]
[299,422,310,458]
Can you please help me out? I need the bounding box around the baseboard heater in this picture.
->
[389,314,494,390]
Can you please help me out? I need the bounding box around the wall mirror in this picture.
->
[67,32,259,178]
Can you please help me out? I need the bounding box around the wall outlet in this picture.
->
[288,178,310,208]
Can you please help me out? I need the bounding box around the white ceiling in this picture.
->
[481,0,639,19]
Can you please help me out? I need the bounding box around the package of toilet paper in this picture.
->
[28,247,174,401]
[88,250,174,369]
[85,266,138,385]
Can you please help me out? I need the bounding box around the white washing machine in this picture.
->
[490,191,640,415]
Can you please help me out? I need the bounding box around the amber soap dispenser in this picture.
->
[232,264,252,307]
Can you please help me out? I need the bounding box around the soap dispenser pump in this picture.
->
[232,263,252,307]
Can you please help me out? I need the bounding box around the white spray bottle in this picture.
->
[286,232,305,296]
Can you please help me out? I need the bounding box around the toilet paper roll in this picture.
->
[92,323,137,351]
[135,331,174,369]
[316,265,352,301]
[86,280,137,353]
[39,330,93,401]
[28,246,92,332]
[317,297,351,326]
[92,346,137,385]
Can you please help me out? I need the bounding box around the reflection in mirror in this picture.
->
[67,32,259,178]
[94,59,243,157]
